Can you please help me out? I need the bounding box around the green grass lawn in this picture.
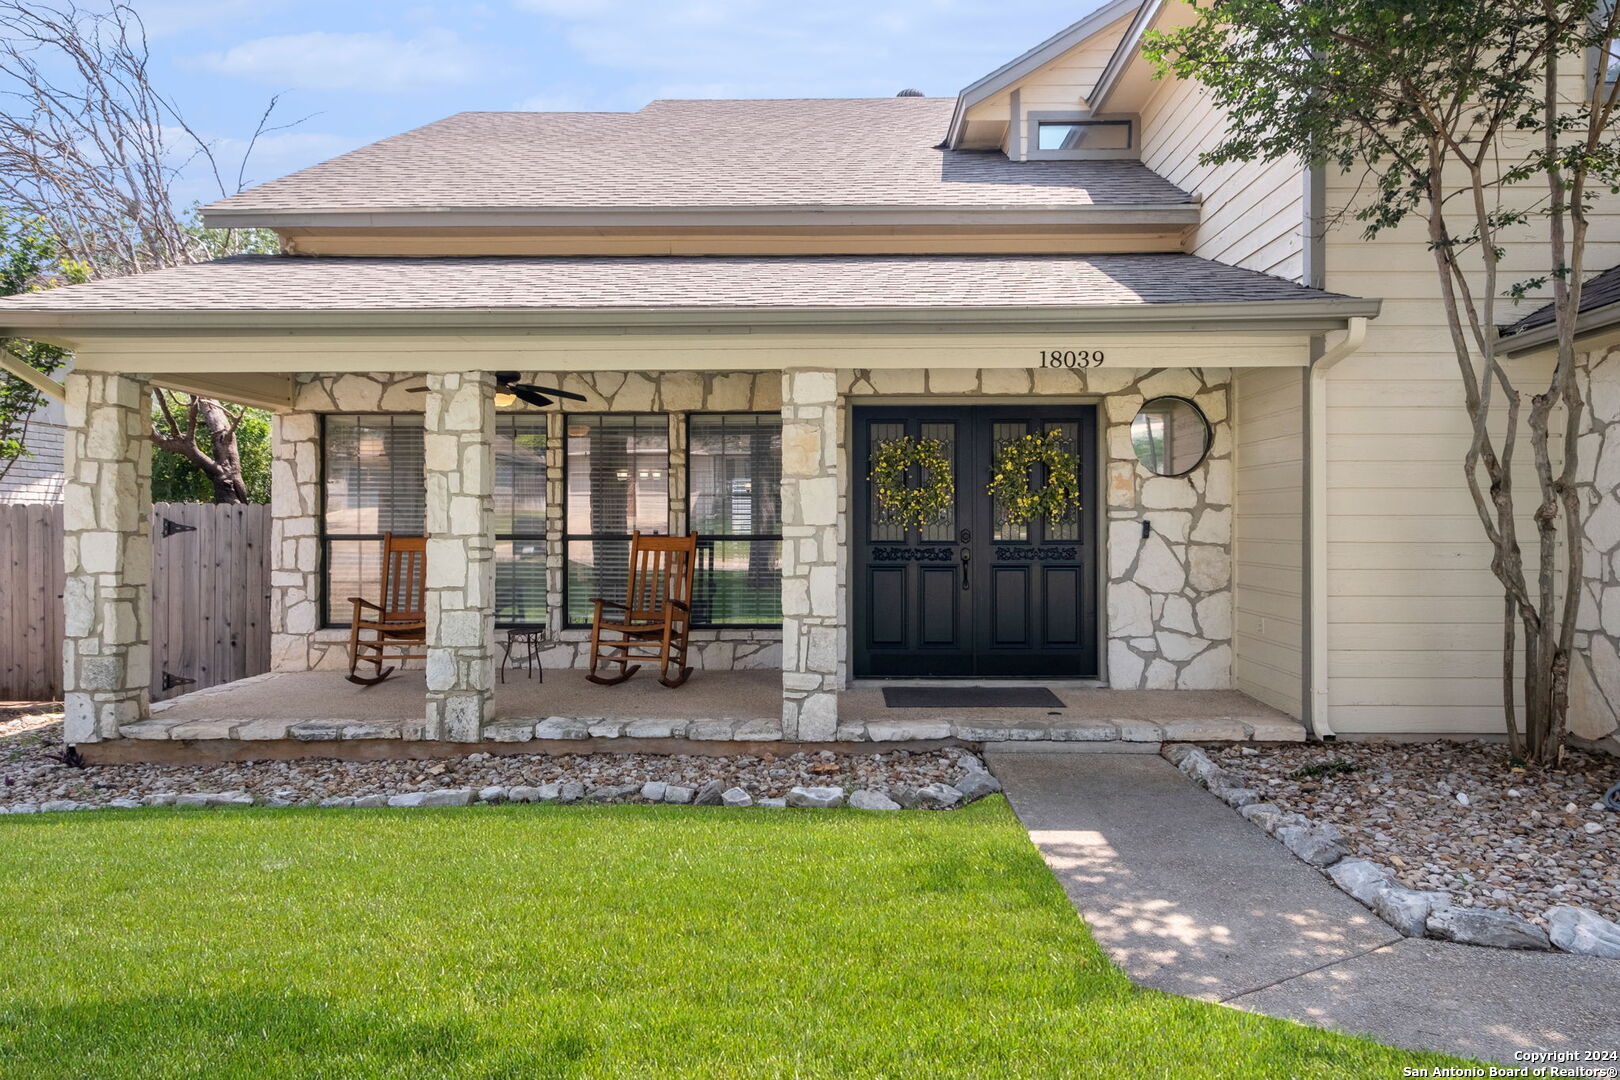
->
[0,798,1452,1079]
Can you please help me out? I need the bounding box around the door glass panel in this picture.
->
[1044,421,1080,542]
[868,421,906,542]
[991,421,1029,542]
[918,421,956,542]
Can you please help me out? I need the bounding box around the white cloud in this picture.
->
[196,28,487,94]
[507,0,1104,104]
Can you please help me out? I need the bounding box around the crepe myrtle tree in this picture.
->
[0,0,292,502]
[1146,0,1620,763]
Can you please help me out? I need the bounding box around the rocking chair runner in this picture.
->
[346,532,427,686]
[587,531,698,688]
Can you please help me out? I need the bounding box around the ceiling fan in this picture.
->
[406,371,590,408]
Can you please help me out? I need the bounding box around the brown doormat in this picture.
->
[881,686,1065,709]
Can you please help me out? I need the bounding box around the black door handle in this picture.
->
[960,548,972,590]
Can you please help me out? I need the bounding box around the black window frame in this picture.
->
[492,413,550,629]
[319,411,551,630]
[561,413,671,629]
[318,412,426,630]
[685,411,783,630]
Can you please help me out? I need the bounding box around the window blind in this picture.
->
[564,414,670,625]
[687,413,782,626]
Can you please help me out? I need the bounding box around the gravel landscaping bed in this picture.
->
[0,713,995,812]
[1167,739,1620,957]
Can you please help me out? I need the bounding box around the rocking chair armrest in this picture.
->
[347,597,384,613]
[589,597,630,611]
[666,598,691,613]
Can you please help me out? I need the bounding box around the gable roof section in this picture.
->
[0,253,1376,333]
[203,98,1194,230]
[1498,263,1620,354]
[945,0,1142,146]
[1087,0,1164,113]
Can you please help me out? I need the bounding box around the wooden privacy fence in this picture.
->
[0,502,271,702]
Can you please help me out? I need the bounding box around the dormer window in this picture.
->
[1037,119,1131,152]
[1022,112,1138,161]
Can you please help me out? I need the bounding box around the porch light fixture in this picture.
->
[493,389,517,408]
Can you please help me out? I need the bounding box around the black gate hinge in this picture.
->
[161,670,197,691]
[161,517,198,538]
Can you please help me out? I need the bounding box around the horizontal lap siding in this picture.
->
[1233,368,1304,716]
[1322,175,1600,732]
[1139,76,1303,281]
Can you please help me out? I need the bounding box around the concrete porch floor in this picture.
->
[112,669,1306,753]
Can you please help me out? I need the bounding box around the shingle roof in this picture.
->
[203,99,1192,218]
[0,253,1354,316]
[1501,263,1620,337]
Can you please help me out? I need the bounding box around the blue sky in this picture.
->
[134,0,1113,206]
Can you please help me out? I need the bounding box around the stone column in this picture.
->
[780,369,843,740]
[423,371,495,741]
[62,371,152,743]
[269,410,322,671]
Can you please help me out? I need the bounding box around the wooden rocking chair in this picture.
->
[587,531,698,688]
[346,532,427,686]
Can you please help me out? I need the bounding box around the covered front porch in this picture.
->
[5,252,1380,752]
[93,668,1303,761]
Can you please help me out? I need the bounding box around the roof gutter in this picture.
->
[1495,302,1620,356]
[0,297,1383,339]
[201,203,1200,231]
[1303,315,1369,741]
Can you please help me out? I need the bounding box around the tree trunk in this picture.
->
[151,394,249,505]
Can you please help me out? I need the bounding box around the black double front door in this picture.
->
[853,405,1099,679]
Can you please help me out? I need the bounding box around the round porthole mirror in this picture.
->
[1130,396,1211,477]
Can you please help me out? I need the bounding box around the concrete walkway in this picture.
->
[993,752,1620,1065]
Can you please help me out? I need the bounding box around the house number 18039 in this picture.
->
[1039,350,1105,368]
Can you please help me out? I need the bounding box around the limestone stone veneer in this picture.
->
[1572,345,1620,741]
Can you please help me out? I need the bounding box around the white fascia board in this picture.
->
[200,203,1198,231]
[1087,0,1165,113]
[945,0,1145,147]
[0,297,1383,340]
[1496,302,1620,356]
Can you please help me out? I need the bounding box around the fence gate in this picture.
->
[149,503,272,701]
[0,502,271,702]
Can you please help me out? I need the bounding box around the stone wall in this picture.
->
[61,372,153,741]
[270,371,782,674]
[841,366,1235,690]
[1572,345,1620,742]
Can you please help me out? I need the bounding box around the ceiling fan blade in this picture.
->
[509,384,554,408]
[518,384,589,403]
[404,386,429,393]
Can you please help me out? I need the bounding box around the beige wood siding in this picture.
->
[1138,74,1304,281]
[1320,191,1615,732]
[1016,18,1134,114]
[1232,366,1304,716]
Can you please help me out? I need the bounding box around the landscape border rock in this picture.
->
[1161,742,1620,959]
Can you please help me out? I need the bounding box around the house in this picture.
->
[0,0,1614,751]
[0,370,66,505]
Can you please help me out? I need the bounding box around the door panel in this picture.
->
[853,404,1099,678]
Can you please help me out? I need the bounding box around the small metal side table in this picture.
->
[500,624,546,684]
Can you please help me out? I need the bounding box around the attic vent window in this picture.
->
[1037,119,1131,151]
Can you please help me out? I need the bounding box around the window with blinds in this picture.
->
[494,415,548,625]
[322,414,425,625]
[564,414,669,625]
[687,414,782,626]
[322,413,548,628]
